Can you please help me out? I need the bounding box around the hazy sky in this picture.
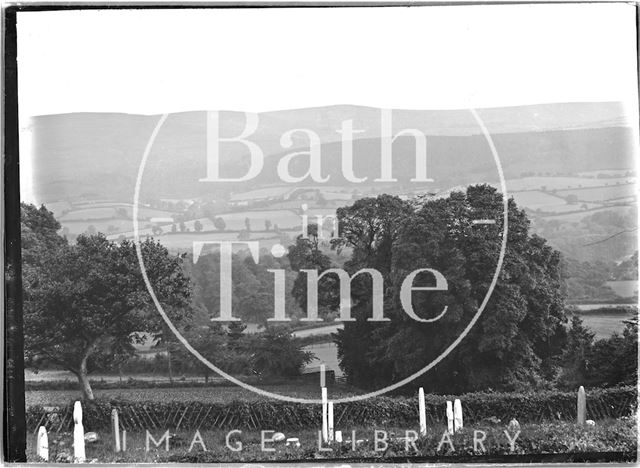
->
[17,3,639,117]
[16,4,639,203]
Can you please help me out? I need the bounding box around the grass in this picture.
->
[26,382,358,407]
[27,418,637,463]
[580,314,632,339]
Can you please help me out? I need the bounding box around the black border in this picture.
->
[3,5,27,464]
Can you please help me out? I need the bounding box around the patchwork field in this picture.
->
[555,184,636,202]
[506,176,635,191]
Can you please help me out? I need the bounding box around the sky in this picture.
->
[15,3,640,203]
[16,3,639,117]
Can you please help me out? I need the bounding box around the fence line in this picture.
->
[27,386,637,433]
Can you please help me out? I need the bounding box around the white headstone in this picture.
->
[577,386,586,426]
[111,409,120,452]
[328,402,334,442]
[453,399,463,431]
[335,430,343,443]
[36,426,49,461]
[321,387,328,443]
[73,401,86,462]
[446,400,454,435]
[418,387,427,436]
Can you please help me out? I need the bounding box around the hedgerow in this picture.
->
[27,385,636,433]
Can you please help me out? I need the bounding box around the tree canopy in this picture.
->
[332,185,568,394]
[22,204,191,399]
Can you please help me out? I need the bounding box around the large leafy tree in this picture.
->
[333,186,568,393]
[561,315,638,388]
[22,204,191,399]
[288,224,338,319]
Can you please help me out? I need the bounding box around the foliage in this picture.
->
[22,203,191,399]
[173,325,312,378]
[558,314,595,388]
[26,386,637,433]
[248,327,314,377]
[533,206,637,264]
[213,217,226,231]
[559,315,638,389]
[562,258,619,303]
[333,186,568,393]
[613,251,638,281]
[288,224,337,317]
[186,250,299,323]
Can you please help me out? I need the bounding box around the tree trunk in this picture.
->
[77,352,95,400]
[77,371,95,400]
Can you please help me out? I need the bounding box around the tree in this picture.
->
[249,327,314,377]
[317,192,328,207]
[214,217,226,231]
[245,217,251,231]
[265,219,272,231]
[288,224,336,316]
[22,214,191,399]
[333,186,568,393]
[558,314,594,388]
[194,220,203,232]
[179,221,186,232]
[566,194,578,205]
[588,319,638,386]
[171,224,177,233]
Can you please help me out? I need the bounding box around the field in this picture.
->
[25,382,358,407]
[510,190,565,208]
[506,176,634,191]
[555,184,636,202]
[51,172,636,256]
[540,205,632,222]
[143,233,285,253]
[580,314,632,339]
[605,281,638,298]
[60,205,174,221]
[576,306,636,339]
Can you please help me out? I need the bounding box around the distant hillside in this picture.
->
[29,102,637,203]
